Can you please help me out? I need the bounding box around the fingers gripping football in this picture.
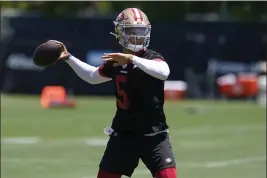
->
[47,40,69,61]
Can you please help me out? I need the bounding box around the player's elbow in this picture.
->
[79,77,97,85]
[86,72,110,84]
[159,72,169,80]
[77,73,100,85]
[159,64,170,80]
[85,76,102,85]
[88,80,99,85]
[90,79,103,85]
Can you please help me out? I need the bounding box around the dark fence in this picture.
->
[1,17,266,95]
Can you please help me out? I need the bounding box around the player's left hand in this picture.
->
[101,53,134,67]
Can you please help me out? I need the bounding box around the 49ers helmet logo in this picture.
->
[116,12,125,22]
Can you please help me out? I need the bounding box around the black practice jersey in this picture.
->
[99,49,169,134]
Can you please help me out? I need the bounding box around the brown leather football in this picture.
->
[33,42,62,67]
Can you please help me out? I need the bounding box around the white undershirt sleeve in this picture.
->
[65,55,111,84]
[132,56,170,80]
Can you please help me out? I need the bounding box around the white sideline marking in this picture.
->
[177,156,267,168]
[178,140,233,149]
[175,124,265,135]
[1,158,96,166]
[1,137,39,144]
[84,138,108,146]
[202,156,266,168]
[2,158,70,164]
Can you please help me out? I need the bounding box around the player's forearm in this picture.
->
[132,56,170,80]
[66,55,111,84]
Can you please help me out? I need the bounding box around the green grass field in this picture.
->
[1,94,266,178]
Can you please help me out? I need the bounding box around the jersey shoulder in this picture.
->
[141,49,166,61]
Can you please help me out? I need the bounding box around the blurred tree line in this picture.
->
[1,1,266,21]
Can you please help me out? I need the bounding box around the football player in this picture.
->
[49,7,177,178]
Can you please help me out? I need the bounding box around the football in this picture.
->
[33,42,62,67]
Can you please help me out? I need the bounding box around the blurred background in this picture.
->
[1,1,266,178]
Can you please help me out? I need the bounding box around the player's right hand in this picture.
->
[47,40,70,60]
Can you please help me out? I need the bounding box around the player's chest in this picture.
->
[114,64,139,77]
[112,64,143,88]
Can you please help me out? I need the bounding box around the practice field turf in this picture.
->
[1,94,266,178]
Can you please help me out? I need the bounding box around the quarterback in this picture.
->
[49,8,177,178]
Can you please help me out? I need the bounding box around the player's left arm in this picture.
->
[131,56,170,80]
